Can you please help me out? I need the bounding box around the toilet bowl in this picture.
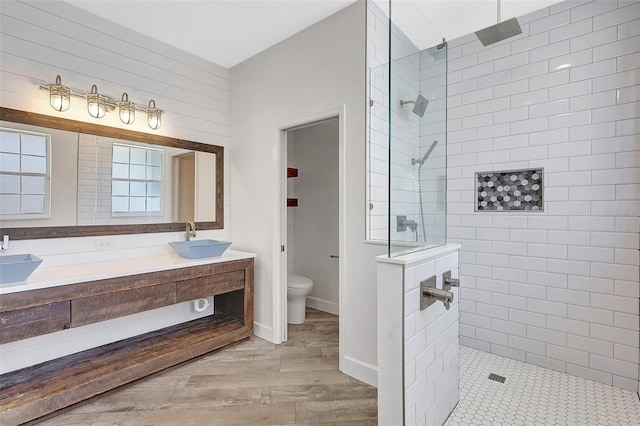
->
[287,275,314,324]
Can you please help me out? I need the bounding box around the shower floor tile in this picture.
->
[446,345,640,426]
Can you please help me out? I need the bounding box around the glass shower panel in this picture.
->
[388,45,447,257]
[366,0,447,257]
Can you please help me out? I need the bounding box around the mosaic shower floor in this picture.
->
[446,346,640,426]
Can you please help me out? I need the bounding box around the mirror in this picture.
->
[0,107,223,240]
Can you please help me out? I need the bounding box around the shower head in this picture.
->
[475,17,522,46]
[400,94,429,118]
[412,140,439,166]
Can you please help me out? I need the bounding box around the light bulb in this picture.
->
[50,95,70,112]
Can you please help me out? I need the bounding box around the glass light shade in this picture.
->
[86,84,106,118]
[117,92,135,124]
[147,99,162,130]
[48,75,70,112]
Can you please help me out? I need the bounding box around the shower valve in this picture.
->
[397,215,417,233]
[420,275,454,311]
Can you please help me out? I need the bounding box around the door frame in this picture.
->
[272,106,346,368]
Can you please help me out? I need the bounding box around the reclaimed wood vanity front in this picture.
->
[0,255,254,425]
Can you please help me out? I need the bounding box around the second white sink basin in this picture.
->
[0,253,43,284]
[169,240,231,259]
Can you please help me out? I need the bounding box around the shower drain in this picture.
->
[488,373,506,383]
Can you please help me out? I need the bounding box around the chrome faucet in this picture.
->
[185,222,197,241]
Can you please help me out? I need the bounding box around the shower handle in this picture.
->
[443,270,460,291]
[420,275,454,310]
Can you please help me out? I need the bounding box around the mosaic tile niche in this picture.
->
[475,168,543,212]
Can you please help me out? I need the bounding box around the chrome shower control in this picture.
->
[443,270,460,292]
[420,275,454,311]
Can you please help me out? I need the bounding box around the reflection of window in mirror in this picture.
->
[111,143,163,216]
[0,128,50,219]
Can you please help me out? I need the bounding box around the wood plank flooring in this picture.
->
[35,308,378,425]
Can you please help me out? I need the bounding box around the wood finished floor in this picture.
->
[36,308,378,426]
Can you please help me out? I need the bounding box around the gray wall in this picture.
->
[289,119,340,314]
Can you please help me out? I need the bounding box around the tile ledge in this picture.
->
[376,244,460,266]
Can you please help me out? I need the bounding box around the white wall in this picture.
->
[230,0,382,385]
[0,0,230,356]
[290,119,340,314]
[446,0,640,392]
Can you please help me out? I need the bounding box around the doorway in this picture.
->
[277,112,343,347]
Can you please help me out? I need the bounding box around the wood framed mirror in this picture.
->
[0,107,223,240]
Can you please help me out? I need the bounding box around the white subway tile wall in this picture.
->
[404,251,460,425]
[447,0,639,392]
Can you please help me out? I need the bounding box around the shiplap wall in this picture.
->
[0,0,231,371]
[0,0,230,232]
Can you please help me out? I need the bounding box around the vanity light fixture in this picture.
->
[86,84,107,119]
[117,92,135,124]
[39,75,163,130]
[147,100,162,130]
[45,75,71,112]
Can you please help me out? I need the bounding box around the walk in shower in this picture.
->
[367,0,447,256]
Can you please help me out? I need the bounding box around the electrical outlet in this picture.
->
[95,239,114,250]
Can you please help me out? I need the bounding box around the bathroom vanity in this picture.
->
[0,251,255,425]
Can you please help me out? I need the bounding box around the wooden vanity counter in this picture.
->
[0,253,254,425]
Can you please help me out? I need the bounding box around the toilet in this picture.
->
[287,275,314,324]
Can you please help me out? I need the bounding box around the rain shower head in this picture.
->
[400,94,429,118]
[475,17,522,46]
[412,140,439,166]
[475,0,523,46]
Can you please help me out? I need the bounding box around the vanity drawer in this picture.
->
[0,301,70,344]
[71,282,177,327]
[176,270,245,302]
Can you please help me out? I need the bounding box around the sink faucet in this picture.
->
[185,222,197,241]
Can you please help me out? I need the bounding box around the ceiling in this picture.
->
[381,0,563,50]
[65,0,563,68]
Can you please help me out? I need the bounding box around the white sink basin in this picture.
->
[0,253,43,284]
[169,240,231,259]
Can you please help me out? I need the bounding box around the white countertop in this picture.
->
[0,249,256,295]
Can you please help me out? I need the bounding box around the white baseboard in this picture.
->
[306,296,339,315]
[341,354,378,387]
[252,321,274,343]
